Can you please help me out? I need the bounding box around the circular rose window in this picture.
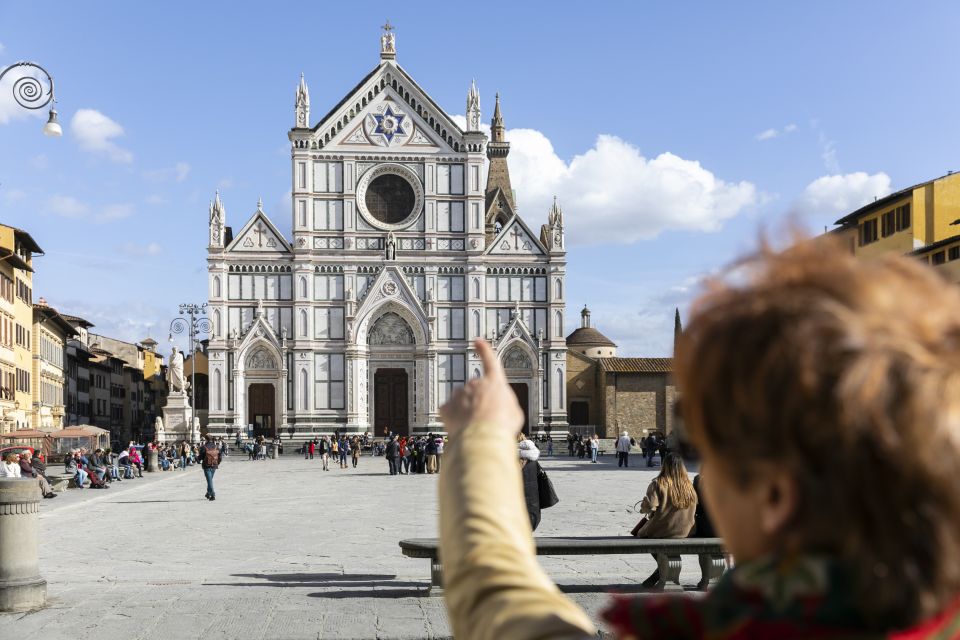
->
[366,174,415,225]
[355,163,424,231]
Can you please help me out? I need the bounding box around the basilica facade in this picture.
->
[205,26,567,438]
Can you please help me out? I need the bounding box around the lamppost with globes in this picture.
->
[169,303,211,441]
[0,61,62,136]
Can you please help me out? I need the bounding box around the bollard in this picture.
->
[0,479,46,612]
[145,449,159,473]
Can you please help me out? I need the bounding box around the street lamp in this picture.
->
[0,61,61,137]
[169,303,211,441]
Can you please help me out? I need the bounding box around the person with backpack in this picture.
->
[201,434,222,501]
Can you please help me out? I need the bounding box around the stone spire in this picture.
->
[541,195,565,252]
[548,196,563,227]
[295,72,310,128]
[673,308,682,356]
[491,92,505,142]
[581,305,591,329]
[209,190,225,249]
[380,20,396,61]
[466,79,481,132]
[484,92,515,231]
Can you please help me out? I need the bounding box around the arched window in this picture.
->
[472,278,480,299]
[556,368,564,407]
[472,310,481,338]
[554,278,562,300]
[299,309,308,337]
[299,276,308,299]
[299,369,309,410]
[213,276,221,298]
[555,311,563,337]
[213,370,222,411]
[212,309,221,338]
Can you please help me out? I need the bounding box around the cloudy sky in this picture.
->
[1,2,958,356]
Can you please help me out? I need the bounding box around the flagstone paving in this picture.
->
[1,451,706,639]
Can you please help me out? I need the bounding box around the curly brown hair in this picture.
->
[674,236,960,628]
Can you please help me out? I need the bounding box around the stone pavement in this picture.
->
[1,451,706,639]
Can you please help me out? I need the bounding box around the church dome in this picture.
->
[566,305,617,357]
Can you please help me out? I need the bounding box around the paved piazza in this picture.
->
[1,452,706,639]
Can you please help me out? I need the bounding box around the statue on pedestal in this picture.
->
[168,347,185,394]
[155,416,165,442]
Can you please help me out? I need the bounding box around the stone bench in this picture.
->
[399,536,726,596]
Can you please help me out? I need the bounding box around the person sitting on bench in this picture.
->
[437,238,960,639]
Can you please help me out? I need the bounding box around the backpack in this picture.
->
[204,445,219,467]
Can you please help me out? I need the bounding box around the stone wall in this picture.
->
[602,372,675,438]
[565,352,601,428]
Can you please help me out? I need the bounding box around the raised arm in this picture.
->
[439,339,596,640]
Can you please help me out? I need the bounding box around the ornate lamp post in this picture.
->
[169,303,211,440]
[0,62,61,136]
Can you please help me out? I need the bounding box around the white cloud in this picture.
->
[2,188,26,204]
[95,203,134,223]
[452,115,758,245]
[71,109,133,163]
[795,172,892,217]
[144,161,190,183]
[755,123,798,141]
[119,241,161,256]
[30,154,48,169]
[45,195,90,218]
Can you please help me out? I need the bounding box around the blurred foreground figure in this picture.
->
[438,238,960,639]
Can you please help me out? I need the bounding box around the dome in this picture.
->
[565,327,617,348]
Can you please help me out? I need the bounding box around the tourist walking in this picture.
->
[338,435,349,468]
[546,436,553,457]
[397,436,408,474]
[351,436,361,468]
[590,433,600,463]
[425,433,438,474]
[615,431,632,467]
[319,436,330,470]
[201,434,222,501]
[308,439,315,460]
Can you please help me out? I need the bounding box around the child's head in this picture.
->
[675,237,960,626]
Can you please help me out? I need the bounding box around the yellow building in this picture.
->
[833,171,960,282]
[32,300,77,430]
[0,224,42,433]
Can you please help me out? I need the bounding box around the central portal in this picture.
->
[374,368,409,437]
[248,383,276,439]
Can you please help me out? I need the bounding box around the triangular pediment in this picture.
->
[485,187,515,223]
[236,310,284,357]
[306,62,467,155]
[353,266,429,344]
[225,209,291,254]
[485,215,546,257]
[496,313,541,369]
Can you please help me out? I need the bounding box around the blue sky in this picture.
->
[2,1,959,355]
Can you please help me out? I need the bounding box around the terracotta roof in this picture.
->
[565,327,617,347]
[598,357,672,373]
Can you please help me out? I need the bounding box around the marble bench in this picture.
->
[400,536,726,596]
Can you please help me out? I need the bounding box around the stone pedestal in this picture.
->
[145,449,159,473]
[161,392,192,443]
[0,479,46,612]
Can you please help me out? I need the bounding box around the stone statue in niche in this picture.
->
[385,232,396,260]
[368,312,414,346]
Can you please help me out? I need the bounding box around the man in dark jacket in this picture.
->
[201,434,222,501]
[385,435,399,475]
[521,459,541,531]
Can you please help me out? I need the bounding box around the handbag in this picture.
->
[630,517,648,537]
[536,463,559,508]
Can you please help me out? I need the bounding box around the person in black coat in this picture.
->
[518,434,542,531]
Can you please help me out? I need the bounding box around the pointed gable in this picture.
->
[300,61,466,154]
[226,208,291,254]
[486,216,546,257]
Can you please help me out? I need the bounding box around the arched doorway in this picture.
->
[503,345,536,435]
[367,312,415,437]
[374,368,408,436]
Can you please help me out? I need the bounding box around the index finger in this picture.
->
[473,338,505,383]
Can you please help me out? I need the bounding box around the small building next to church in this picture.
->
[566,307,676,439]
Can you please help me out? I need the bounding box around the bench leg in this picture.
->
[428,558,444,597]
[697,554,726,590]
[654,553,683,592]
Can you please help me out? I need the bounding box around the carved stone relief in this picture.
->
[245,348,277,370]
[368,312,415,346]
[503,347,532,370]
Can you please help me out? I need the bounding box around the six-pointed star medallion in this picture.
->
[373,106,406,143]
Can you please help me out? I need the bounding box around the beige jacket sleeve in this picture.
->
[439,421,597,640]
[640,480,660,516]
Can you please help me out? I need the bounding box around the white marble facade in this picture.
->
[205,27,567,438]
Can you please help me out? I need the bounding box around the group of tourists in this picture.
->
[0,450,57,498]
[64,444,144,488]
[383,433,445,475]
[303,434,363,470]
